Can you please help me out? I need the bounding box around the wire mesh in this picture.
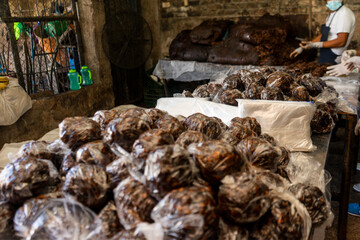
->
[0,0,82,95]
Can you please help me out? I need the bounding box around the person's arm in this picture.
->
[322,32,349,48]
[300,32,349,49]
[311,34,322,42]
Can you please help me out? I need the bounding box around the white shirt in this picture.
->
[325,5,356,56]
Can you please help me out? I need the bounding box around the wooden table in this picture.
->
[332,111,359,240]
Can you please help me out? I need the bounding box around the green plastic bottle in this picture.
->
[80,66,93,85]
[68,69,82,90]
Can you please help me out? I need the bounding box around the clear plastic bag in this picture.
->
[288,183,329,226]
[13,191,63,238]
[17,140,54,161]
[219,130,241,145]
[98,200,123,238]
[60,152,77,176]
[175,130,209,149]
[266,71,293,95]
[92,109,123,131]
[192,84,210,98]
[222,74,243,91]
[230,117,262,135]
[144,144,197,200]
[105,156,130,189]
[0,156,60,205]
[47,139,72,169]
[76,140,116,168]
[59,117,102,151]
[132,129,175,172]
[138,214,204,240]
[235,137,282,172]
[285,153,334,228]
[187,140,244,185]
[0,201,15,234]
[151,186,217,239]
[218,217,249,240]
[253,168,290,191]
[286,152,326,192]
[212,87,225,103]
[113,177,157,230]
[310,108,335,134]
[104,116,151,153]
[218,171,271,224]
[144,108,168,127]
[220,89,245,106]
[312,88,338,105]
[22,198,105,240]
[13,140,65,170]
[250,191,311,240]
[62,164,108,210]
[183,113,222,139]
[155,114,185,139]
[207,82,223,100]
[109,229,146,240]
[244,82,264,99]
[119,108,154,127]
[223,125,257,143]
[275,146,291,180]
[261,87,285,101]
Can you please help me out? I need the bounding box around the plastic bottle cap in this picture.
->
[81,66,88,69]
[69,69,77,73]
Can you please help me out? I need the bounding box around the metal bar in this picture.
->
[309,0,312,40]
[1,15,77,23]
[23,39,31,93]
[1,0,25,88]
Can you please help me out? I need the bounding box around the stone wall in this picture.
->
[0,83,113,148]
[143,0,360,68]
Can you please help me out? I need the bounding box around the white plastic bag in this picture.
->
[237,99,316,152]
[0,77,32,125]
[156,97,238,125]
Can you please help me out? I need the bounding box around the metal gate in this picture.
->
[0,0,84,95]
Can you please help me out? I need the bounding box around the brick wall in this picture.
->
[142,0,360,68]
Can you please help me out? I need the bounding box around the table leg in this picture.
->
[338,114,356,240]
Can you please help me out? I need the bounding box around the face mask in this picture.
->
[326,1,342,11]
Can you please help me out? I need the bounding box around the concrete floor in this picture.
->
[325,127,360,240]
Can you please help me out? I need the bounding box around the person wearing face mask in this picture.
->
[290,0,355,65]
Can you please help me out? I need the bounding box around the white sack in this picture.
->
[0,77,32,126]
[156,97,238,125]
[237,99,316,152]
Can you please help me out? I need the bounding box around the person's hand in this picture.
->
[300,41,323,49]
[326,63,351,76]
[344,56,360,72]
[290,47,303,58]
[355,119,360,136]
[341,49,357,63]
